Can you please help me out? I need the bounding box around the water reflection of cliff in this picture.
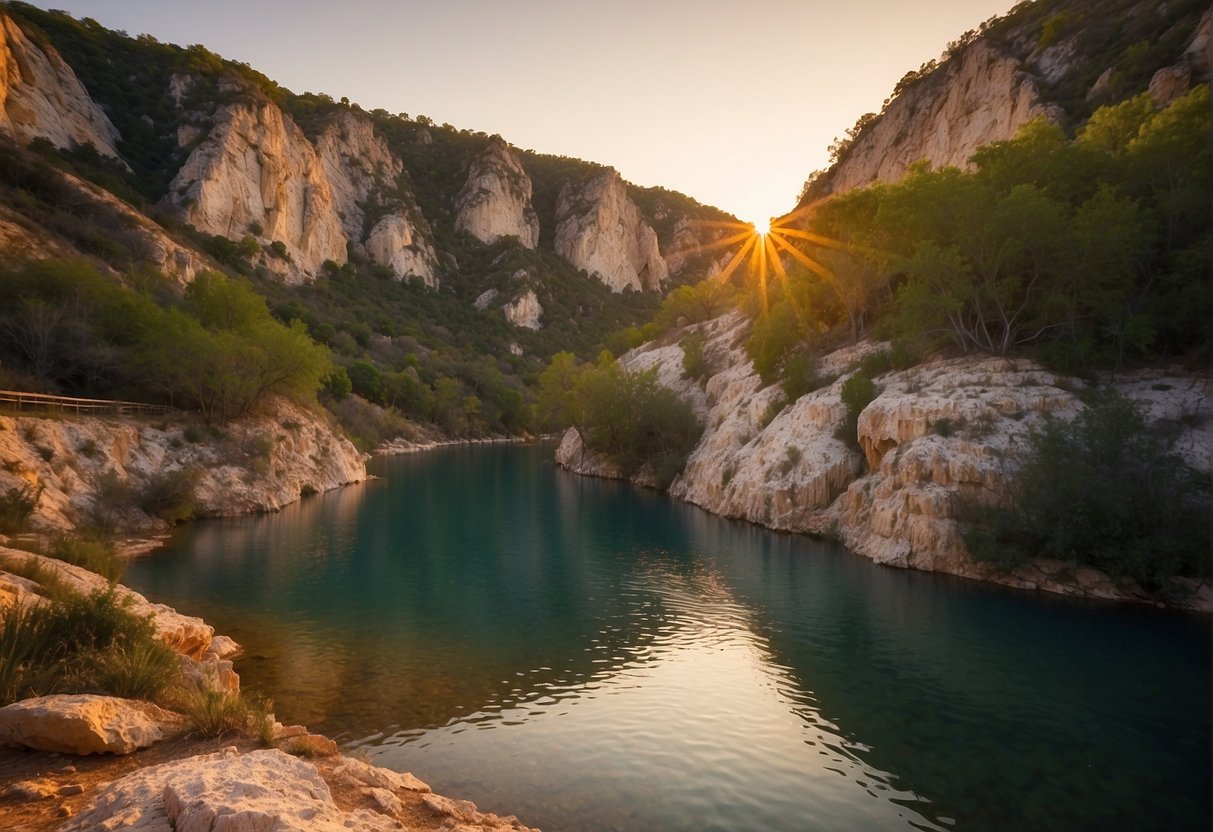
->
[125,445,1210,832]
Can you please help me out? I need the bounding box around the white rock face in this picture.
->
[167,100,348,282]
[556,312,1213,607]
[0,14,121,157]
[316,111,438,285]
[0,396,366,534]
[826,40,1058,194]
[504,288,542,330]
[63,748,399,832]
[555,168,667,292]
[454,136,540,248]
[0,695,180,755]
[473,287,499,311]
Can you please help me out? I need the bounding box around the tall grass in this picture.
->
[47,534,124,582]
[0,588,179,705]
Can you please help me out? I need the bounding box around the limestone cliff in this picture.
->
[803,2,1210,201]
[167,99,347,283]
[316,111,438,285]
[555,168,667,292]
[0,397,366,533]
[824,40,1060,195]
[556,314,1213,608]
[0,14,121,158]
[454,137,540,249]
[503,288,542,330]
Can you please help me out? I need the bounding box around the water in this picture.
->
[125,444,1211,831]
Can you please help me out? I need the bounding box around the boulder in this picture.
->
[62,747,402,832]
[0,694,180,755]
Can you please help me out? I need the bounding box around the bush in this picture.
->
[176,686,248,738]
[965,391,1212,595]
[837,371,877,450]
[0,587,177,705]
[577,364,703,489]
[138,468,201,523]
[47,534,124,583]
[680,331,713,382]
[0,483,42,533]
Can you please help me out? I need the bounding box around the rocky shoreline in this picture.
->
[0,540,539,831]
[555,313,1213,613]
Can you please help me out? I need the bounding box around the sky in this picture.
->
[36,0,1015,223]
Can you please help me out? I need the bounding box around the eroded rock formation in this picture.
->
[0,397,366,533]
[0,14,121,157]
[555,168,667,292]
[167,100,347,282]
[557,313,1213,608]
[0,695,180,755]
[455,136,540,248]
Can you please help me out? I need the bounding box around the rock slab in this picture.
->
[0,694,179,755]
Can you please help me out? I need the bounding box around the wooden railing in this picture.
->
[0,389,173,417]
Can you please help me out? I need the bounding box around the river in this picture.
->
[125,444,1211,831]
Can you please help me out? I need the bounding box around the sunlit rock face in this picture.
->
[826,40,1059,195]
[167,99,348,283]
[557,312,1213,606]
[0,14,121,157]
[0,396,366,533]
[454,136,540,248]
[316,111,438,285]
[555,168,667,292]
[504,288,542,330]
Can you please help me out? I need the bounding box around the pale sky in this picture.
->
[37,0,1014,222]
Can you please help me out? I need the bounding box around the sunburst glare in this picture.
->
[665,204,850,316]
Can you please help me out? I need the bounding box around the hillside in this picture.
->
[546,0,1212,606]
[0,1,739,444]
[799,0,1210,202]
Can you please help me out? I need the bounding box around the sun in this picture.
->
[663,202,849,316]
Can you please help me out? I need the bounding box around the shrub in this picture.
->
[182,425,204,443]
[837,371,877,450]
[965,391,1212,596]
[780,445,802,475]
[91,638,180,701]
[176,686,248,738]
[0,483,42,533]
[0,588,172,705]
[47,534,124,583]
[137,467,201,523]
[680,331,714,382]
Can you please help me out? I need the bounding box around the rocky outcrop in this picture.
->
[557,313,1213,607]
[504,288,542,330]
[824,40,1058,195]
[167,100,348,283]
[0,396,366,533]
[455,137,540,248]
[316,111,438,285]
[555,168,667,292]
[0,694,180,755]
[0,14,121,157]
[0,545,220,657]
[63,746,537,832]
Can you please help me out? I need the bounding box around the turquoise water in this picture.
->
[125,444,1211,831]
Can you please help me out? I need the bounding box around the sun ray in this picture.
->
[666,228,755,261]
[769,232,835,283]
[714,235,757,284]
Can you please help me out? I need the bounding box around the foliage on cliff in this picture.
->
[0,260,331,422]
[735,85,1210,390]
[964,391,1212,596]
[538,352,702,488]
